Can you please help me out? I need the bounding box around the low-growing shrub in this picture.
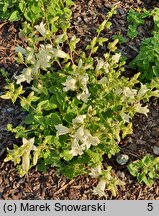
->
[1,5,159,197]
[128,8,159,82]
[127,8,150,39]
[130,33,159,82]
[128,154,159,186]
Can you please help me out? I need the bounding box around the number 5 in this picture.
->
[147,203,153,211]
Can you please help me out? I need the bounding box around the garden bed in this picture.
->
[1,0,159,200]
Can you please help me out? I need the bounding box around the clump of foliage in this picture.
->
[0,68,10,84]
[112,35,126,44]
[2,5,159,197]
[128,8,159,82]
[130,33,159,82]
[128,154,159,186]
[127,8,150,39]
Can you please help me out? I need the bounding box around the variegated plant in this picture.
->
[2,5,159,197]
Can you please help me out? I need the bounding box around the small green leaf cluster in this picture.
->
[129,8,159,82]
[130,33,159,82]
[4,137,38,177]
[112,35,126,44]
[127,8,150,39]
[0,68,10,84]
[1,82,24,103]
[92,166,125,197]
[128,154,159,186]
[151,7,159,32]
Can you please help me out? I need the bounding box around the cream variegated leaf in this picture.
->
[22,152,30,172]
[53,48,69,59]
[15,68,33,84]
[55,124,70,136]
[134,103,149,116]
[89,164,102,178]
[92,180,107,197]
[35,21,49,36]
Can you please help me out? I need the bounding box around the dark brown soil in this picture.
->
[1,0,159,200]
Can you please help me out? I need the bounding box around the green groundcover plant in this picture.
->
[1,5,159,197]
[130,33,159,82]
[127,8,150,39]
[128,154,159,186]
[128,8,159,82]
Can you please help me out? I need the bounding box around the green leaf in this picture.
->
[122,122,133,139]
[34,115,45,125]
[86,149,103,165]
[137,173,147,183]
[37,159,47,173]
[91,46,98,54]
[127,163,139,176]
[36,100,50,112]
[60,161,87,179]
[24,11,32,22]
[141,154,153,165]
[97,20,107,34]
[24,114,34,125]
[148,170,156,179]
[69,36,80,52]
[60,150,73,161]
[45,150,61,167]
[143,178,154,187]
[90,37,97,48]
[20,98,31,111]
[56,93,65,107]
[127,24,138,38]
[63,112,76,124]
[1,83,24,103]
[105,21,112,29]
[3,3,9,14]
[19,2,25,11]
[31,5,41,15]
[46,113,62,126]
[108,39,119,52]
[112,35,126,44]
[9,10,20,22]
[97,37,108,46]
